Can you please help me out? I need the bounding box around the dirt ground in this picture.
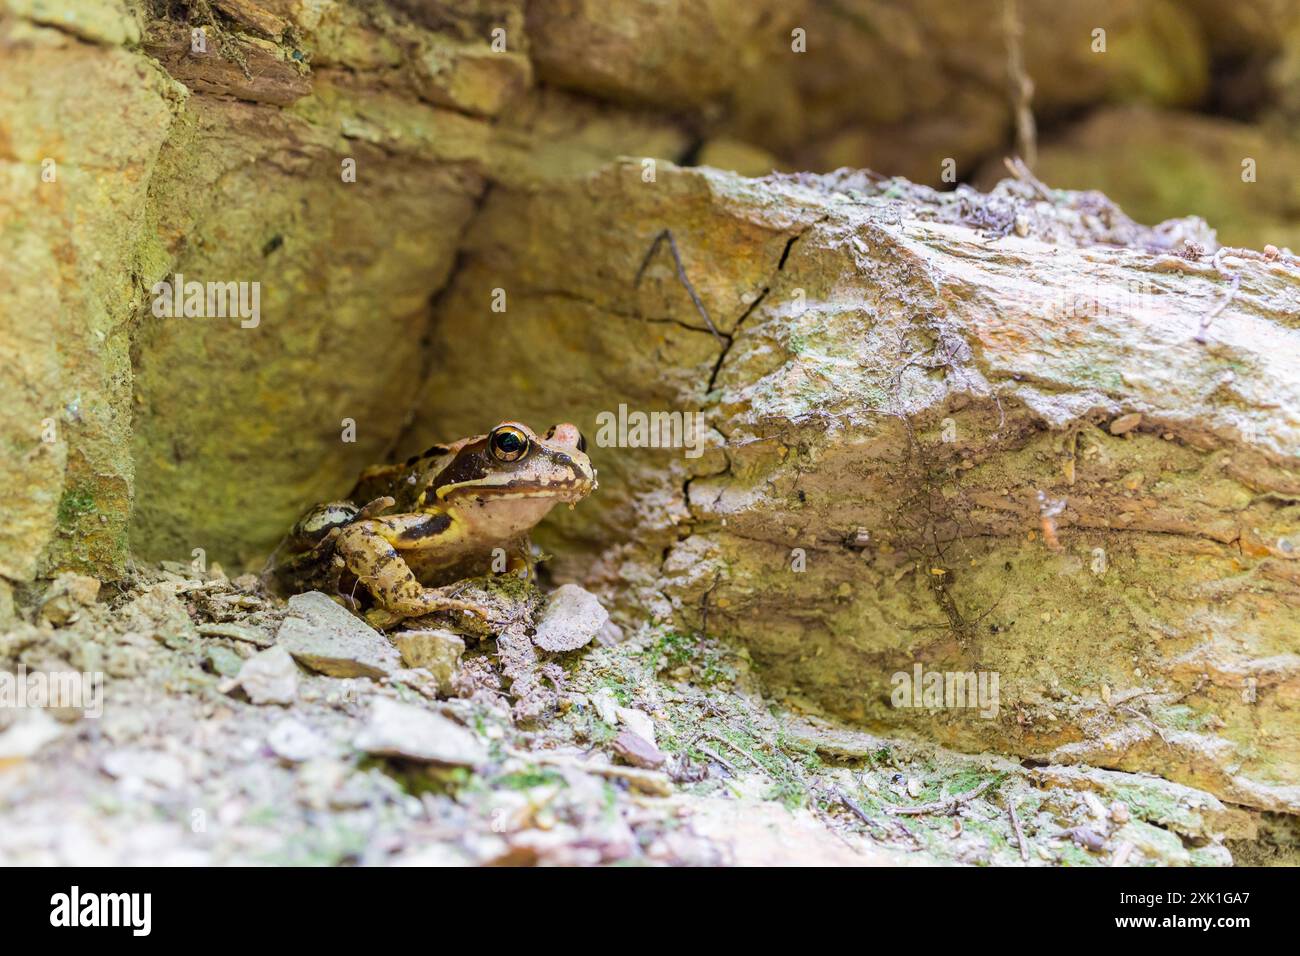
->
[0,563,1276,867]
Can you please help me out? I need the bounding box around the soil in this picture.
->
[0,565,1261,866]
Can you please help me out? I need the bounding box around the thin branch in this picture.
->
[885,776,999,816]
[1006,796,1030,862]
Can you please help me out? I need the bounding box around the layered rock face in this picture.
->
[3,0,1298,815]
[1,0,687,578]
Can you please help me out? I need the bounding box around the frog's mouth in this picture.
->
[444,476,595,504]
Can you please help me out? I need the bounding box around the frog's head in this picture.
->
[433,421,597,534]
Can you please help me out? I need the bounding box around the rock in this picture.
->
[611,729,667,770]
[196,622,273,647]
[1108,412,1144,435]
[7,0,143,45]
[276,592,401,679]
[526,0,1208,183]
[412,35,532,118]
[267,718,331,763]
[0,711,64,760]
[393,629,465,695]
[354,698,487,767]
[683,796,905,866]
[38,572,101,625]
[101,749,186,791]
[532,584,609,652]
[227,645,299,706]
[212,0,288,38]
[615,707,657,747]
[1059,824,1109,852]
[590,687,619,725]
[0,13,177,581]
[203,645,246,679]
[417,161,1300,814]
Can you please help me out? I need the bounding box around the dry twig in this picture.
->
[886,776,999,816]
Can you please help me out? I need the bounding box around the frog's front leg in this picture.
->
[334,517,486,620]
[504,538,537,581]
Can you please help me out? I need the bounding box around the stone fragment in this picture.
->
[267,718,331,762]
[590,687,619,725]
[277,592,401,679]
[532,584,608,652]
[615,707,657,747]
[38,573,101,625]
[102,749,186,791]
[611,729,667,770]
[0,711,64,760]
[1108,412,1143,435]
[393,629,464,695]
[227,645,299,706]
[354,698,486,767]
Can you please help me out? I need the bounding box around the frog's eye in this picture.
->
[489,425,529,462]
[576,431,587,453]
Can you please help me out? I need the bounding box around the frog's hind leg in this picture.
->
[334,520,486,620]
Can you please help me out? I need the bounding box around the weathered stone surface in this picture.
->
[128,90,485,567]
[393,629,464,695]
[143,21,312,107]
[229,644,299,705]
[354,696,487,766]
[532,584,609,652]
[3,0,141,45]
[276,591,400,679]
[526,0,795,114]
[411,34,532,118]
[267,716,332,762]
[0,15,179,580]
[420,161,1300,812]
[3,0,1298,834]
[611,729,666,770]
[38,573,100,626]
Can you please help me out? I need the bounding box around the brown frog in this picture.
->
[269,422,596,626]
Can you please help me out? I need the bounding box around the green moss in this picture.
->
[56,486,97,528]
[494,768,566,791]
[647,630,737,686]
[1056,844,1097,867]
[1110,783,1204,831]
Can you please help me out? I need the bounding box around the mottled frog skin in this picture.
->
[269,422,596,625]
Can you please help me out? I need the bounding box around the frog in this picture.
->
[268,421,596,627]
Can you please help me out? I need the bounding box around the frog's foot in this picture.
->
[504,549,535,582]
[336,523,489,621]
